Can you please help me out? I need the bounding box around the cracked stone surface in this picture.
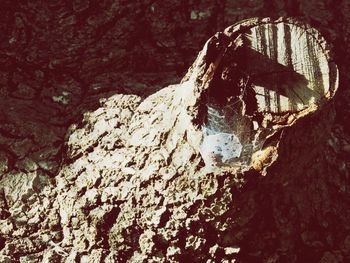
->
[1,1,350,263]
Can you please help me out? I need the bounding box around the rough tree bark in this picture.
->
[0,1,350,263]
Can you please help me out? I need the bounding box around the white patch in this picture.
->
[200,128,242,167]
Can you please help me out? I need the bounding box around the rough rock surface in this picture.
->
[1,1,350,263]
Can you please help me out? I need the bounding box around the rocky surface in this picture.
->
[1,1,350,263]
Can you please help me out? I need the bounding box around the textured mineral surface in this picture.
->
[1,2,350,263]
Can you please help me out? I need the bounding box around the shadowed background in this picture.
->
[0,0,349,178]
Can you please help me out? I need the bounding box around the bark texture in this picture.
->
[0,1,350,263]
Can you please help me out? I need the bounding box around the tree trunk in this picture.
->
[0,1,350,263]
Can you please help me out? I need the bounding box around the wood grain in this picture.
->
[229,19,338,114]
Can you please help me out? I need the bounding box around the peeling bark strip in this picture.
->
[195,17,338,169]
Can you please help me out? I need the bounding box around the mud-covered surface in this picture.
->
[1,1,350,262]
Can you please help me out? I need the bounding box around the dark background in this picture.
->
[0,0,349,218]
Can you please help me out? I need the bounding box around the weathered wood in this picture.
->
[197,18,338,168]
[226,18,338,114]
[0,13,344,263]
